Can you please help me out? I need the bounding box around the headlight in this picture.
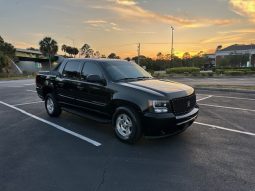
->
[148,100,170,113]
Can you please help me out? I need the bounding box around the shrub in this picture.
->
[224,70,245,76]
[166,67,200,74]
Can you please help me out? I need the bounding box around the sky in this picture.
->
[0,0,255,58]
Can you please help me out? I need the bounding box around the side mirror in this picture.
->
[86,74,106,85]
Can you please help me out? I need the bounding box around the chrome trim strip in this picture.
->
[61,78,104,87]
[58,94,74,100]
[176,108,199,119]
[75,98,106,106]
[177,115,197,126]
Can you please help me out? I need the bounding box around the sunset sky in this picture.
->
[0,0,255,58]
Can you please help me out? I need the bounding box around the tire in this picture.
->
[45,93,62,117]
[112,106,142,144]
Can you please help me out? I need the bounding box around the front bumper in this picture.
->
[142,106,199,136]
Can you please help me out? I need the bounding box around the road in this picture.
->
[0,79,255,191]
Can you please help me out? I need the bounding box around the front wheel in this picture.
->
[45,93,61,117]
[113,107,142,144]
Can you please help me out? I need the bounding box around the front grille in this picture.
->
[171,93,196,115]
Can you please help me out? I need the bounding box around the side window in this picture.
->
[81,62,102,79]
[62,61,81,79]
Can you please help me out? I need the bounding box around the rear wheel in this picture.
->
[45,93,61,117]
[113,107,142,144]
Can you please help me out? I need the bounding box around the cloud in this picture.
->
[83,20,107,24]
[201,33,247,44]
[84,19,124,31]
[116,0,137,5]
[229,0,255,22]
[218,28,255,34]
[93,2,236,28]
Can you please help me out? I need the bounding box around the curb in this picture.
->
[195,87,255,94]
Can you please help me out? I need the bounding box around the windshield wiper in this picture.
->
[136,76,152,80]
[117,77,138,82]
[117,76,152,82]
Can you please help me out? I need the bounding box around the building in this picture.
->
[215,44,255,67]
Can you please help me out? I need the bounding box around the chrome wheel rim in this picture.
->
[116,114,133,139]
[46,97,54,114]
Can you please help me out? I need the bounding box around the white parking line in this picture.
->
[13,101,44,106]
[199,103,255,112]
[26,90,37,93]
[195,122,255,136]
[197,95,213,102]
[0,101,102,147]
[24,83,35,86]
[197,94,255,101]
[0,86,24,88]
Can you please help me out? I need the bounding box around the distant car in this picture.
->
[36,59,199,143]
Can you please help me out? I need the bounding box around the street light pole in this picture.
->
[137,43,141,65]
[171,26,174,61]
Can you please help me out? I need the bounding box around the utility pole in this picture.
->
[170,26,174,61]
[137,43,141,65]
[249,43,253,67]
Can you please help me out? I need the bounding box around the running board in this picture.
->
[62,107,111,124]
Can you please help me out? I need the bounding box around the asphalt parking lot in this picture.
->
[0,79,255,191]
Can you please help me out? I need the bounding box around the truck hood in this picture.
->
[120,79,194,99]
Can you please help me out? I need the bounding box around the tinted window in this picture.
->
[101,61,152,81]
[63,61,81,79]
[82,62,102,79]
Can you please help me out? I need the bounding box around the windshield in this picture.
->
[101,60,152,81]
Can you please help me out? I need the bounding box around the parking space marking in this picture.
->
[197,94,255,101]
[0,86,24,88]
[13,101,44,106]
[0,101,102,147]
[199,103,255,112]
[24,83,35,86]
[195,122,255,136]
[197,95,213,102]
[26,90,37,93]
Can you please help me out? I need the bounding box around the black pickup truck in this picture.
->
[36,58,199,143]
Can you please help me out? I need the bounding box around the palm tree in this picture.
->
[61,44,67,56]
[72,47,79,58]
[39,37,58,69]
[156,52,163,60]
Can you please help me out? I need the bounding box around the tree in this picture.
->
[94,51,101,58]
[165,54,171,60]
[64,46,79,58]
[108,53,120,59]
[0,36,4,44]
[0,36,16,74]
[216,45,222,52]
[156,52,163,60]
[61,44,67,55]
[182,52,191,60]
[124,57,131,61]
[80,44,94,58]
[72,47,79,58]
[39,37,58,69]
[27,47,39,51]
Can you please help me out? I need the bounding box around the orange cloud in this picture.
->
[229,0,255,22]
[94,2,236,28]
[116,0,137,5]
